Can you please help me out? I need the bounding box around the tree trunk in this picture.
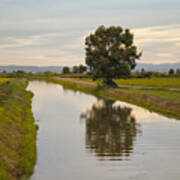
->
[103,78,118,87]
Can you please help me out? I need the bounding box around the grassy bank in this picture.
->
[0,79,37,180]
[47,77,180,120]
[68,77,180,88]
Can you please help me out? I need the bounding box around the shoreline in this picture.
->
[47,77,180,120]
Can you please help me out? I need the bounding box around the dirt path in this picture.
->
[54,77,180,91]
[54,77,95,85]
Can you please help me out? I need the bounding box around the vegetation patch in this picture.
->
[0,78,11,84]
[114,77,180,88]
[0,79,37,180]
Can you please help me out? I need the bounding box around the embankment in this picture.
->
[48,77,180,120]
[0,79,37,180]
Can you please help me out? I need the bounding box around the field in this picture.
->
[67,77,180,88]
[114,77,180,88]
[0,78,11,84]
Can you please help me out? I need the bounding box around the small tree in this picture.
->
[15,70,25,77]
[62,66,70,74]
[168,68,174,76]
[176,68,180,76]
[79,64,87,73]
[141,68,145,74]
[85,25,141,86]
[73,65,87,74]
[72,66,79,73]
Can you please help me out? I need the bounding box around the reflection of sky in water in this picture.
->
[29,81,180,180]
[0,0,180,65]
[113,101,172,122]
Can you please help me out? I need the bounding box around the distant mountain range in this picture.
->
[135,63,180,72]
[0,66,63,73]
[0,63,179,73]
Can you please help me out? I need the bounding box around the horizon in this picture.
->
[0,0,180,66]
[0,62,180,68]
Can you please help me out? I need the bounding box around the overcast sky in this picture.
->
[0,0,180,66]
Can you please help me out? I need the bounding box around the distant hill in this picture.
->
[0,63,179,73]
[0,65,63,73]
[135,63,180,72]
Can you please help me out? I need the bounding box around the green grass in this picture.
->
[114,77,180,88]
[0,79,37,180]
[121,88,180,102]
[68,77,180,88]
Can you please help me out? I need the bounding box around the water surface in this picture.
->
[28,81,180,180]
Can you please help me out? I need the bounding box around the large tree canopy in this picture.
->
[85,25,142,86]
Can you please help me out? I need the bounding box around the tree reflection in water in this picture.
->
[81,100,141,161]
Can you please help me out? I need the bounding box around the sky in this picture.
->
[0,0,180,66]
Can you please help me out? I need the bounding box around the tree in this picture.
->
[72,64,87,74]
[15,70,25,77]
[176,68,180,76]
[85,25,141,86]
[168,68,174,76]
[72,66,79,73]
[141,68,145,74]
[62,66,70,74]
[79,64,87,73]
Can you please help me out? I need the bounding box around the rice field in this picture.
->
[114,77,180,88]
[0,78,11,84]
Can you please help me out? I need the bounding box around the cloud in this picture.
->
[0,30,86,65]
[0,0,180,66]
[0,24,180,66]
[133,24,180,64]
[0,36,44,49]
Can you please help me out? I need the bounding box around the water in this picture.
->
[28,81,180,180]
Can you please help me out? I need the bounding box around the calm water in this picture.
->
[28,81,180,180]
